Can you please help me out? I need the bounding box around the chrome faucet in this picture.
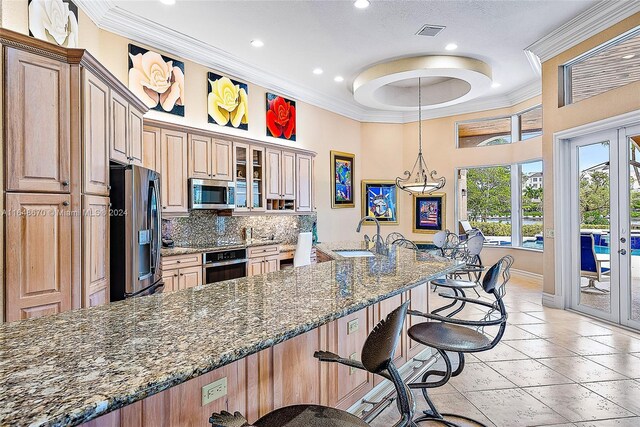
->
[356,216,383,253]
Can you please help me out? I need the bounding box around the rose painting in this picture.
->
[207,73,248,130]
[28,0,78,48]
[128,44,185,116]
[266,93,296,141]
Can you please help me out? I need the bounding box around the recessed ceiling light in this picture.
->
[159,0,176,5]
[354,0,370,9]
[334,76,344,82]
[313,68,324,75]
[250,39,264,48]
[445,43,458,51]
[622,54,636,59]
[491,82,501,88]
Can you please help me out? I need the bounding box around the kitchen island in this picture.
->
[0,242,459,427]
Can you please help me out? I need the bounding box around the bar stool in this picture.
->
[407,256,512,427]
[210,302,414,427]
[432,234,485,298]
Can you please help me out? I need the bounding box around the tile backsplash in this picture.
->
[162,211,317,246]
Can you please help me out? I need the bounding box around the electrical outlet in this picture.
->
[545,228,555,239]
[202,377,227,406]
[349,353,358,375]
[347,319,359,335]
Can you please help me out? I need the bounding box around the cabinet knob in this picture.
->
[62,180,69,187]
[180,273,184,276]
[174,274,178,277]
[163,206,167,209]
[107,185,112,190]
[62,201,69,207]
[177,260,181,263]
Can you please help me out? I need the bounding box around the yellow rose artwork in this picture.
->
[207,72,249,130]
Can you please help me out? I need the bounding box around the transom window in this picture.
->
[456,105,542,148]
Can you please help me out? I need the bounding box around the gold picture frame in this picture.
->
[413,193,446,234]
[361,180,399,225]
[331,150,355,209]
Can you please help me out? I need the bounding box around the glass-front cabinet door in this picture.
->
[233,142,265,212]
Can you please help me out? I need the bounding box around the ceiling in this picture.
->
[103,0,600,119]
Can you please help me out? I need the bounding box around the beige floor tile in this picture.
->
[524,384,634,422]
[586,354,640,378]
[575,418,640,426]
[506,339,577,359]
[448,362,517,392]
[507,312,548,325]
[527,309,584,323]
[590,334,640,353]
[571,322,615,337]
[486,359,573,387]
[518,324,582,339]
[537,357,626,383]
[548,336,621,356]
[474,342,530,362]
[500,325,541,340]
[582,380,640,415]
[466,388,569,427]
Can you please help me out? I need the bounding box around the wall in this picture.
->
[542,12,640,295]
[0,3,364,244]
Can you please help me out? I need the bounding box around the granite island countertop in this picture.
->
[0,241,460,427]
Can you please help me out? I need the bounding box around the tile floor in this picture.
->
[370,274,640,427]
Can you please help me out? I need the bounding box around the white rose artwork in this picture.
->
[28,0,79,48]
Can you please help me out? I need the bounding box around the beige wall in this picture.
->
[542,12,640,294]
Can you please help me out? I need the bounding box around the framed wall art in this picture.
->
[413,193,446,234]
[266,92,296,141]
[331,151,355,208]
[128,44,185,116]
[361,180,398,224]
[208,72,248,130]
[28,0,79,48]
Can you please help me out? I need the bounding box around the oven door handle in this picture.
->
[203,258,249,268]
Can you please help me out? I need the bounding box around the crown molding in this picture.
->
[525,0,640,65]
[76,0,541,124]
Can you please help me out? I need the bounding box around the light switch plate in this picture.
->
[347,319,359,335]
[202,377,227,406]
[545,228,555,238]
[349,353,358,375]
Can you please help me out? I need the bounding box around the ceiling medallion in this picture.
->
[353,55,493,111]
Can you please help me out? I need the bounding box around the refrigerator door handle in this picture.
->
[151,178,161,275]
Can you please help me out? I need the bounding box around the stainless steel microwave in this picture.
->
[189,179,235,209]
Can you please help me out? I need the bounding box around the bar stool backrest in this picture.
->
[391,238,418,250]
[466,234,484,257]
[432,230,447,249]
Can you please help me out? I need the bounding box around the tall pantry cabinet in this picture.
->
[0,30,148,322]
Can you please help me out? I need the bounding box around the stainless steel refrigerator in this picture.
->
[110,163,163,300]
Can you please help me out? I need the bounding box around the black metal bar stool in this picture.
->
[210,301,415,427]
[407,256,513,427]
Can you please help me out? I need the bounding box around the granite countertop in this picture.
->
[0,242,459,427]
[160,238,283,256]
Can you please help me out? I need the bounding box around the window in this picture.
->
[458,160,544,250]
[519,105,542,141]
[457,116,512,148]
[520,161,544,250]
[564,27,640,105]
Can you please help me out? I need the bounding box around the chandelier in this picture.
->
[395,77,446,195]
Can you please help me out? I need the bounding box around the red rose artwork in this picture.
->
[266,93,296,141]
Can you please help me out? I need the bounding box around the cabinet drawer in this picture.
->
[161,253,202,270]
[248,245,279,258]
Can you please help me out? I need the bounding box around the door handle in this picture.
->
[621,237,627,243]
[619,249,627,255]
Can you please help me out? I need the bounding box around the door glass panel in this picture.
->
[252,149,263,208]
[577,142,611,312]
[235,146,248,209]
[629,135,640,321]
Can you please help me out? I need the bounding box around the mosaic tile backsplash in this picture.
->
[162,211,317,246]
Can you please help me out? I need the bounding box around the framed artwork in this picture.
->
[361,180,398,224]
[266,93,296,141]
[28,0,78,48]
[207,72,248,130]
[128,44,185,116]
[413,193,446,234]
[331,151,355,208]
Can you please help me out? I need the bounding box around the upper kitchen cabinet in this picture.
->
[296,154,313,212]
[266,148,296,211]
[82,70,110,196]
[142,126,161,173]
[161,129,189,214]
[109,90,144,167]
[5,47,71,193]
[188,135,232,181]
[234,142,265,212]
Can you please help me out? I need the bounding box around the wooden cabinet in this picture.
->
[5,193,73,321]
[160,129,188,214]
[282,151,296,199]
[109,90,144,166]
[161,271,179,293]
[234,143,265,212]
[188,135,233,181]
[178,265,202,289]
[82,195,110,307]
[5,48,71,193]
[407,282,429,359]
[160,253,203,291]
[265,149,282,199]
[247,245,280,276]
[82,70,110,196]
[265,149,296,210]
[142,126,161,172]
[295,154,313,212]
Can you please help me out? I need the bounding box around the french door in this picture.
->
[569,125,640,329]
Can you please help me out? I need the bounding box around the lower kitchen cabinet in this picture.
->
[247,245,280,276]
[82,195,110,307]
[407,282,429,359]
[160,253,203,292]
[5,193,74,322]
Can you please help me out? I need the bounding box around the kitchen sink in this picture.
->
[334,250,376,258]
